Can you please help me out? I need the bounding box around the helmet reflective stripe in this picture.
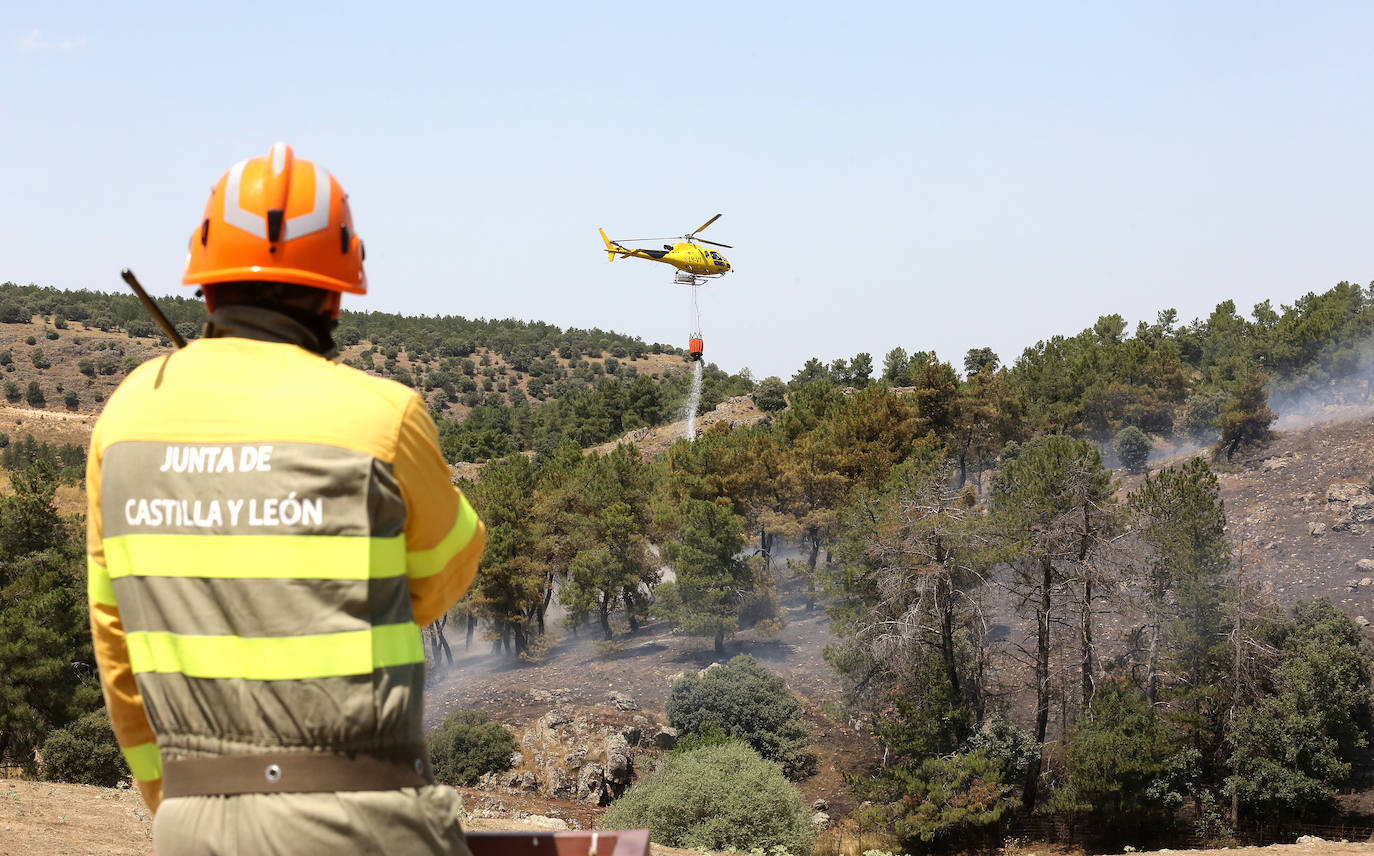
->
[221,159,332,242]
[283,166,331,240]
[270,141,288,175]
[221,158,266,239]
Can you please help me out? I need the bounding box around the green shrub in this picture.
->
[599,743,815,854]
[40,709,128,786]
[44,329,58,340]
[125,320,156,339]
[426,710,516,786]
[1114,426,1150,474]
[3,381,17,402]
[1227,599,1374,823]
[666,654,816,778]
[30,348,49,370]
[966,715,1039,788]
[860,749,1012,849]
[753,377,788,412]
[24,381,43,406]
[1049,680,1188,835]
[63,390,78,410]
[673,722,740,755]
[24,335,35,346]
[1178,390,1225,443]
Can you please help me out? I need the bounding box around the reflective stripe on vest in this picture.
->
[121,740,163,783]
[125,623,424,680]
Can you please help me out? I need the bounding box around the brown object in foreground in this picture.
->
[467,830,651,856]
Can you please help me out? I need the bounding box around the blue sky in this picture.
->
[5,2,1374,379]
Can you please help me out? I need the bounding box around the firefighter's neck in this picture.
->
[202,304,339,359]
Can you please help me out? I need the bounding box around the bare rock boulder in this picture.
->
[605,733,635,789]
[1328,483,1369,505]
[577,761,608,805]
[1358,559,1374,573]
[652,726,679,750]
[548,766,575,799]
[609,691,639,711]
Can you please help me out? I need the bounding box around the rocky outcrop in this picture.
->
[608,691,639,711]
[577,761,606,805]
[480,706,649,806]
[1327,483,1374,533]
[605,733,634,788]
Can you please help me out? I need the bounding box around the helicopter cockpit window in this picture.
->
[664,244,673,251]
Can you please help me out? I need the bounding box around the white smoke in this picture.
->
[682,361,703,440]
[1268,336,1374,432]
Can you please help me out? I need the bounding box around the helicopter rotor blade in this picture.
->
[696,238,733,249]
[616,237,674,243]
[688,213,722,237]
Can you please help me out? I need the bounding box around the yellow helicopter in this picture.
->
[599,214,732,277]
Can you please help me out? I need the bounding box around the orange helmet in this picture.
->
[182,142,365,296]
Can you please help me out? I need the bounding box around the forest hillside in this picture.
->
[6,278,1374,855]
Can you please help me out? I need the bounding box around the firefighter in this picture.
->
[86,143,486,855]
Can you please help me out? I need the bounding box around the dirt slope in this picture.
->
[6,776,1374,856]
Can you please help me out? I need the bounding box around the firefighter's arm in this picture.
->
[86,437,163,813]
[395,396,486,626]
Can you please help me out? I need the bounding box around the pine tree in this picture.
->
[829,456,987,737]
[992,435,1116,810]
[655,499,751,654]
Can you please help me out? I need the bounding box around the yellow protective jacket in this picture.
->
[86,307,485,816]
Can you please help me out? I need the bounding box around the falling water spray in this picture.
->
[682,361,703,440]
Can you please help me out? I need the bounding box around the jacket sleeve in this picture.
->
[86,431,163,814]
[394,396,486,627]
